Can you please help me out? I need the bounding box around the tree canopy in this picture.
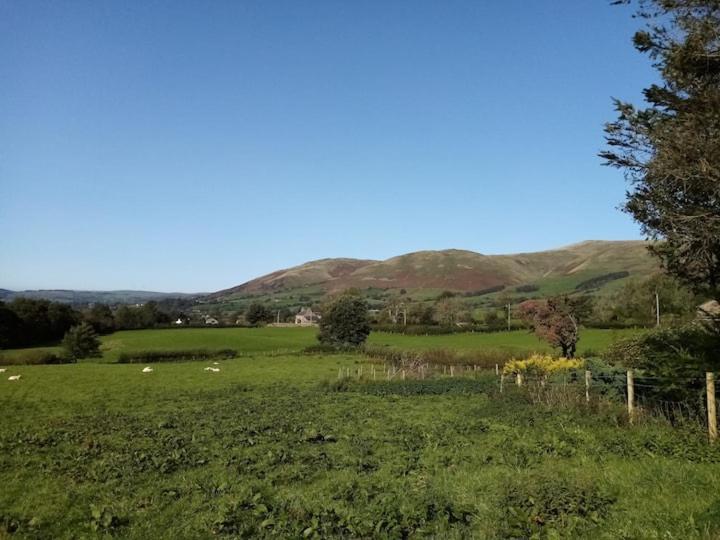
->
[601,0,720,299]
[318,293,371,347]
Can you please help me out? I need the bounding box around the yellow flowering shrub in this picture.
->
[503,353,584,377]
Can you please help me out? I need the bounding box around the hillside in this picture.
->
[0,289,200,305]
[209,240,658,305]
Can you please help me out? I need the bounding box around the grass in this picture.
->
[0,327,641,365]
[1,354,719,538]
[369,328,642,356]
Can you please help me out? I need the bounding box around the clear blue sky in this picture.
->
[1,1,655,292]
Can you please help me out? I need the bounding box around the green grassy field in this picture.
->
[1,326,645,364]
[1,353,719,538]
[3,326,717,538]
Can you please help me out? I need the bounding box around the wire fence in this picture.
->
[337,362,720,443]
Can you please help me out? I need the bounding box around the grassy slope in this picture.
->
[0,357,718,538]
[207,241,658,311]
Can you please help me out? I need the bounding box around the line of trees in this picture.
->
[0,298,196,349]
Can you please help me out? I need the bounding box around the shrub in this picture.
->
[370,324,524,335]
[116,349,237,363]
[515,284,539,293]
[0,350,70,365]
[603,324,719,406]
[503,354,584,377]
[363,345,523,369]
[604,324,720,373]
[302,344,360,355]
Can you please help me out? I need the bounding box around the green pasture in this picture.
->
[369,328,641,355]
[2,326,645,365]
[1,354,718,538]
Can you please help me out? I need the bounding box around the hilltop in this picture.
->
[207,240,657,308]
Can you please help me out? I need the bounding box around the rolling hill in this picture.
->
[209,240,658,304]
[0,289,201,305]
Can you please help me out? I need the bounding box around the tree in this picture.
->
[7,298,80,346]
[62,322,101,360]
[593,273,699,325]
[0,302,22,348]
[318,293,370,347]
[435,298,462,326]
[84,304,115,334]
[408,303,436,325]
[245,302,273,325]
[518,296,592,357]
[114,305,141,329]
[601,0,720,300]
[484,309,506,331]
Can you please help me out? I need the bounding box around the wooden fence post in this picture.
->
[707,372,717,443]
[500,373,504,393]
[627,370,635,423]
[516,373,523,386]
[585,370,591,403]
[338,367,342,379]
[450,365,454,378]
[402,369,406,381]
[495,364,499,376]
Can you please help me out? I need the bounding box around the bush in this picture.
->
[0,350,71,365]
[363,345,523,369]
[604,324,720,373]
[604,324,720,407]
[117,349,237,363]
[370,324,524,335]
[245,302,273,326]
[302,344,360,355]
[503,354,585,377]
[515,284,539,293]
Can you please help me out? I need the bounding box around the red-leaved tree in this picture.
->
[518,296,592,358]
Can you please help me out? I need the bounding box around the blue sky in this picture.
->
[0,1,655,292]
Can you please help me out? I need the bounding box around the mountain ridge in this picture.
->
[210,240,657,300]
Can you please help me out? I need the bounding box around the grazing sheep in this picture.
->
[8,375,21,381]
[142,366,153,373]
[0,368,6,373]
[213,362,220,365]
[204,367,220,372]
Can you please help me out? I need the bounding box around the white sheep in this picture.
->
[142,366,153,373]
[0,368,7,373]
[8,375,21,381]
[204,367,220,372]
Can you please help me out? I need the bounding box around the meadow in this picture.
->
[2,327,719,538]
[2,326,643,364]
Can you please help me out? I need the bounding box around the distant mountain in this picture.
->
[209,240,658,302]
[0,289,201,305]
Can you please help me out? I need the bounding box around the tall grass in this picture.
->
[363,344,526,369]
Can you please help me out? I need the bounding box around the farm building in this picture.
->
[295,307,320,326]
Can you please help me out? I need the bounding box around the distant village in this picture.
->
[182,306,322,327]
